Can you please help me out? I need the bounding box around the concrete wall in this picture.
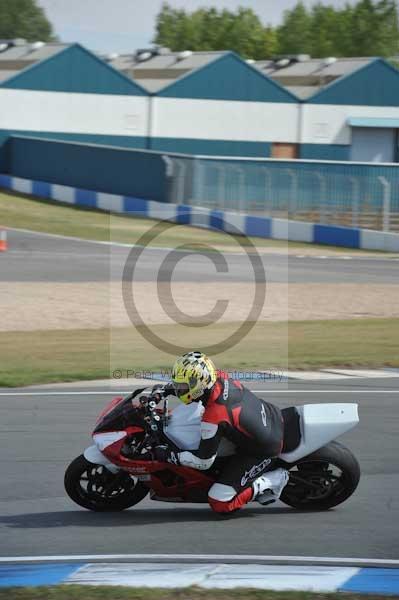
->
[6,136,168,202]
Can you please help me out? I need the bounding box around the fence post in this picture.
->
[314,172,327,223]
[264,168,272,214]
[192,157,203,207]
[162,154,174,203]
[287,169,298,218]
[231,165,245,213]
[378,176,391,232]
[349,176,360,228]
[216,163,226,211]
[175,158,187,205]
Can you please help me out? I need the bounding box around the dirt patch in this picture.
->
[1,282,398,331]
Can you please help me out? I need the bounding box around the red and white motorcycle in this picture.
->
[64,388,360,512]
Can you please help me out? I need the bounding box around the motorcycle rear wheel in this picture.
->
[280,441,360,510]
[64,454,149,511]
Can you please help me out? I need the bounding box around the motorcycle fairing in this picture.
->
[164,402,203,449]
[83,444,119,473]
[280,403,359,463]
[149,465,214,503]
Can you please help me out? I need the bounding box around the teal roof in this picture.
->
[308,58,399,106]
[158,52,297,103]
[0,44,148,96]
[348,117,399,128]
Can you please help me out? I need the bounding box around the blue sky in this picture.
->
[38,0,354,54]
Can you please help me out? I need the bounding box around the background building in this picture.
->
[0,41,398,163]
[0,42,150,161]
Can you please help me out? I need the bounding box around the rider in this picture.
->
[154,351,289,514]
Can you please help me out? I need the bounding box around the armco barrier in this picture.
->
[1,174,399,252]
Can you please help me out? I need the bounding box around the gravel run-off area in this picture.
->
[2,281,398,331]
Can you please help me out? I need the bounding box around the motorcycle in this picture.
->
[64,388,360,512]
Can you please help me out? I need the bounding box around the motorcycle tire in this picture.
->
[280,441,360,510]
[64,454,149,511]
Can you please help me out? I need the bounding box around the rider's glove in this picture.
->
[151,383,175,405]
[153,445,180,465]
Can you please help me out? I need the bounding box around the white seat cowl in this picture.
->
[280,403,359,464]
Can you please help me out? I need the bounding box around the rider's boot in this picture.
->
[252,468,289,505]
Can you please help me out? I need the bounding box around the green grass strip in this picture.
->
[1,318,398,387]
[0,586,392,600]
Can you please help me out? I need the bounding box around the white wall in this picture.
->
[0,89,149,137]
[301,104,399,145]
[3,88,398,155]
[152,97,300,143]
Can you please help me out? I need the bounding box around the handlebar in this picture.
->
[137,390,171,439]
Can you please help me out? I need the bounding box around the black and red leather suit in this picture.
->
[170,370,285,513]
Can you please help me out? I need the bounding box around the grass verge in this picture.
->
[0,587,392,600]
[0,190,378,253]
[1,318,398,387]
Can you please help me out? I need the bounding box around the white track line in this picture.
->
[0,554,398,568]
[0,390,397,396]
[8,226,185,253]
[8,227,397,260]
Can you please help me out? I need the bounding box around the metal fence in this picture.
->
[165,155,399,232]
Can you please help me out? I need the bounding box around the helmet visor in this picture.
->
[173,382,190,398]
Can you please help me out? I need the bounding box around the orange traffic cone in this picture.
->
[0,229,7,252]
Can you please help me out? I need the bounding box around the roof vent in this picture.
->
[276,58,290,68]
[136,51,152,62]
[30,41,45,51]
[13,38,27,46]
[158,46,171,55]
[296,54,310,62]
[323,56,337,66]
[177,50,193,60]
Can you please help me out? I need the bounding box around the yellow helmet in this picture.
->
[171,351,217,404]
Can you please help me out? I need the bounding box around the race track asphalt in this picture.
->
[1,377,398,559]
[1,228,398,284]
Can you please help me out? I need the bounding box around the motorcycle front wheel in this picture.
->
[64,454,149,511]
[280,441,360,510]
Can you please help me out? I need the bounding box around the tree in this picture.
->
[348,0,399,56]
[276,2,312,55]
[308,3,339,57]
[255,26,278,60]
[0,0,55,42]
[331,4,355,57]
[154,3,276,59]
[153,1,399,60]
[220,8,274,59]
[153,3,183,50]
[275,0,398,57]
